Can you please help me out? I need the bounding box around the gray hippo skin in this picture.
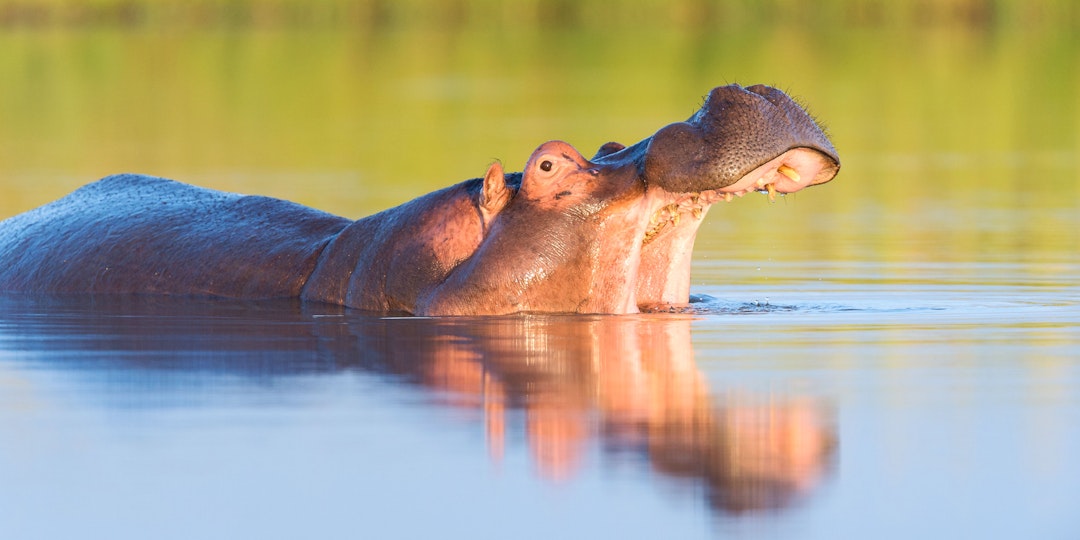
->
[0,85,840,315]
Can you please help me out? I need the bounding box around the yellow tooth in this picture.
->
[643,227,658,245]
[692,207,703,219]
[766,183,777,203]
[756,177,767,187]
[723,193,734,202]
[777,164,801,183]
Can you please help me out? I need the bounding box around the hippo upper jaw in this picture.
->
[593,84,841,249]
[639,84,840,195]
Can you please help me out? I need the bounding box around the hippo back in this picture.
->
[0,174,351,298]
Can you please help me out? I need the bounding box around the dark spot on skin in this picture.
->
[540,160,553,172]
[555,190,572,200]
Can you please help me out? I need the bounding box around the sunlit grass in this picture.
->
[0,0,1076,28]
[0,1,1076,267]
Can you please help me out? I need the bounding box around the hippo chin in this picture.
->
[0,84,839,316]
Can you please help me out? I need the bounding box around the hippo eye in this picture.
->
[540,160,553,172]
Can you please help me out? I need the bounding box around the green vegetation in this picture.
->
[0,1,1076,268]
[0,0,1076,29]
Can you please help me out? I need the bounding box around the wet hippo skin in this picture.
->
[0,85,839,315]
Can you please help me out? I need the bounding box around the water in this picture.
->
[1,260,1076,538]
[1,4,1079,539]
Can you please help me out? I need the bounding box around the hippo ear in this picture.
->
[480,162,510,226]
[593,141,626,160]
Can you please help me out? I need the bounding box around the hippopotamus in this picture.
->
[0,84,839,315]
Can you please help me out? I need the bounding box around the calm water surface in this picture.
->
[1,258,1077,539]
[2,6,1079,539]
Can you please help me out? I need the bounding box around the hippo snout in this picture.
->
[644,84,839,194]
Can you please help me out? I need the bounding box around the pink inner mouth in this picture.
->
[717,147,839,200]
[642,147,838,245]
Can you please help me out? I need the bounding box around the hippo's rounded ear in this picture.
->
[593,141,626,160]
[480,162,510,225]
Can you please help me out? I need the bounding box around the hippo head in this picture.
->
[418,84,839,316]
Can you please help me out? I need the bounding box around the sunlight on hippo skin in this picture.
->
[0,85,839,316]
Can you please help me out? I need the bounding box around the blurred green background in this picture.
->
[0,0,1077,266]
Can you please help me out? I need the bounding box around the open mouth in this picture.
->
[642,192,715,245]
[718,147,839,199]
[642,147,839,246]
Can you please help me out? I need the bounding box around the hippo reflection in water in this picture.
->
[0,85,839,315]
[0,294,839,514]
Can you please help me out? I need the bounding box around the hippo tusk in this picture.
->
[777,164,801,183]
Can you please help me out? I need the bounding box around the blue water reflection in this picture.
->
[0,295,837,538]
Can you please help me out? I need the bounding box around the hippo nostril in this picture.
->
[540,160,553,172]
